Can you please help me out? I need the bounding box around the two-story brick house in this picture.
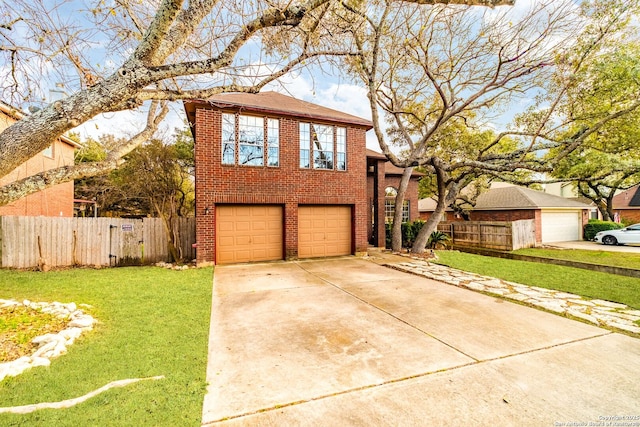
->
[0,101,79,217]
[185,92,374,265]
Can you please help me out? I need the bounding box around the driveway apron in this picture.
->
[202,257,640,426]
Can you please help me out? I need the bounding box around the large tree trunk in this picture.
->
[411,162,455,253]
[391,167,414,252]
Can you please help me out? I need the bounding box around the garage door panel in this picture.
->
[541,211,580,243]
[216,205,283,264]
[298,205,352,258]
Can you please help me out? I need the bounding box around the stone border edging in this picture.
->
[451,245,640,279]
[385,260,640,336]
[0,299,96,382]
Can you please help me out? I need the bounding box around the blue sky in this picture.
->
[3,0,590,151]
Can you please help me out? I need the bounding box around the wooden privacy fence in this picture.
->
[0,216,196,269]
[437,219,536,251]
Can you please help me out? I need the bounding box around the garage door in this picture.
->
[216,205,283,264]
[298,205,352,258]
[541,210,581,243]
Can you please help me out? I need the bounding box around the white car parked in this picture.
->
[594,223,640,245]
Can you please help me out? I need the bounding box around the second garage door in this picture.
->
[541,210,581,243]
[216,205,283,264]
[298,205,352,258]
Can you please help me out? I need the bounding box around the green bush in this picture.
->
[583,219,624,240]
[385,220,426,249]
[427,230,451,249]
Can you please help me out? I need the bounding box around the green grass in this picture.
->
[0,266,213,426]
[513,247,640,269]
[435,251,640,310]
[1,305,68,361]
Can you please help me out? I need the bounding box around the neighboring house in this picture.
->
[0,101,79,217]
[542,181,600,220]
[418,184,592,243]
[612,185,640,223]
[366,149,423,247]
[418,198,458,222]
[184,92,373,265]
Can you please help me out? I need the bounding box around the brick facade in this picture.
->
[190,100,370,265]
[0,106,76,217]
[615,209,640,224]
[366,154,422,247]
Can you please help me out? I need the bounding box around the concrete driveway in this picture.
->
[549,240,640,253]
[202,257,640,426]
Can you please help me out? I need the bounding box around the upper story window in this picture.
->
[299,123,347,170]
[222,113,279,167]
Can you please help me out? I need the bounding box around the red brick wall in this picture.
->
[383,175,420,223]
[419,211,458,222]
[615,209,640,224]
[195,107,369,264]
[0,138,75,217]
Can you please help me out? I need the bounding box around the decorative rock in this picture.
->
[68,315,94,329]
[590,299,628,309]
[389,260,640,337]
[0,299,96,382]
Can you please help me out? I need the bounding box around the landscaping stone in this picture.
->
[0,299,96,382]
[391,259,640,336]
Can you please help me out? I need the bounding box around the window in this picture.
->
[299,123,310,168]
[336,127,346,171]
[267,118,279,167]
[221,114,279,167]
[222,113,235,165]
[299,123,346,170]
[238,116,264,166]
[384,187,409,223]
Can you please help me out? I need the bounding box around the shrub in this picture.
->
[583,219,624,240]
[385,220,426,249]
[427,230,451,249]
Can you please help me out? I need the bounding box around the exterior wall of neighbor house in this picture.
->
[194,106,369,264]
[419,211,458,222]
[615,209,640,223]
[470,209,542,242]
[0,112,75,217]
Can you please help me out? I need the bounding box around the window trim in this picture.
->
[221,113,279,168]
[299,122,347,171]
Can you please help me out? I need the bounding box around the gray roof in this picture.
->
[474,186,592,210]
[418,185,592,212]
[418,198,453,212]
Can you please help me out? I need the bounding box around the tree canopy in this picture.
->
[0,0,514,206]
[345,0,640,252]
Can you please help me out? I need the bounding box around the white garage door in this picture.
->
[541,210,581,243]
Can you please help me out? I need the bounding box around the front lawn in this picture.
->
[513,247,640,269]
[435,251,640,309]
[0,266,213,426]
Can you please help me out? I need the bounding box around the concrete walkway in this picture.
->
[202,256,640,426]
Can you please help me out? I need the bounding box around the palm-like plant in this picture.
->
[427,231,451,250]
